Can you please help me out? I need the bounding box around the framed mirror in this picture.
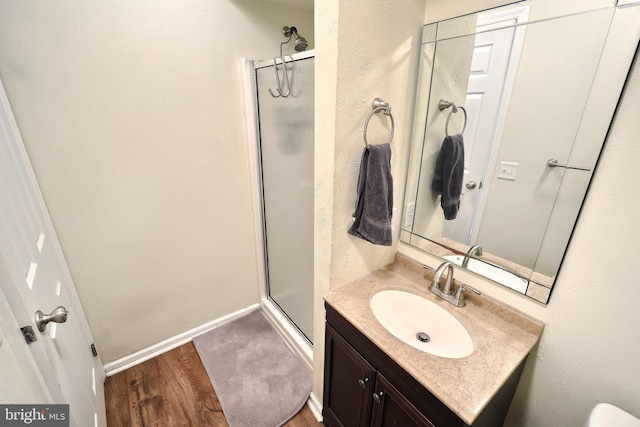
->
[401,1,640,303]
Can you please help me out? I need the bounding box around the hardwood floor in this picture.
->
[105,342,322,427]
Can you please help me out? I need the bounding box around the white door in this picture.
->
[442,20,519,244]
[0,79,106,426]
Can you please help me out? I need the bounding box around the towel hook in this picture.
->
[363,98,395,148]
[268,57,291,98]
[439,99,467,137]
[269,27,297,98]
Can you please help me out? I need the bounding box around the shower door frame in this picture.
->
[242,50,315,371]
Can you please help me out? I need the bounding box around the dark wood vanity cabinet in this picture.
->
[323,303,525,427]
[324,325,434,427]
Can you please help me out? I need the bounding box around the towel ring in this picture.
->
[438,99,467,137]
[363,97,395,148]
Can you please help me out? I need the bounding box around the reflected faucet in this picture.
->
[462,245,483,268]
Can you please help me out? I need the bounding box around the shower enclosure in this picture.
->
[245,50,315,362]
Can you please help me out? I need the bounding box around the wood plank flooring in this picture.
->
[105,342,322,427]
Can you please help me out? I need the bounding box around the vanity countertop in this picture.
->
[324,254,544,425]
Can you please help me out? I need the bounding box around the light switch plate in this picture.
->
[404,202,415,227]
[498,161,518,181]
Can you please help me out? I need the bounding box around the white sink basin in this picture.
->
[444,255,528,294]
[370,290,473,358]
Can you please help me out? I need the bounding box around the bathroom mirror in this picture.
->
[401,2,640,303]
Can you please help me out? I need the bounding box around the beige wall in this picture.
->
[313,0,427,402]
[424,0,514,24]
[424,0,612,24]
[0,0,313,363]
[313,0,339,404]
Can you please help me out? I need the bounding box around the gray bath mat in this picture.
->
[193,309,312,427]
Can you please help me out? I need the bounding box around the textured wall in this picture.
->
[313,0,339,405]
[423,0,612,24]
[424,0,513,24]
[313,0,427,402]
[0,0,313,363]
[328,0,426,286]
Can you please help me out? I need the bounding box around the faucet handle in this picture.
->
[454,284,481,307]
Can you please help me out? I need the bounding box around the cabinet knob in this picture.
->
[372,392,384,403]
[358,378,369,389]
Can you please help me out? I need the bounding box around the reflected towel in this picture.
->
[348,143,393,246]
[432,134,465,220]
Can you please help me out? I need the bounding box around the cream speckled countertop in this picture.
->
[324,254,544,425]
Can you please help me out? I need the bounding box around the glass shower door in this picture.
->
[255,56,314,343]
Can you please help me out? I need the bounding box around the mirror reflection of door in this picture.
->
[442,10,526,245]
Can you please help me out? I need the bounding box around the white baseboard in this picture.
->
[104,303,259,377]
[308,392,323,422]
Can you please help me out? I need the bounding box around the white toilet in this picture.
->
[585,403,640,427]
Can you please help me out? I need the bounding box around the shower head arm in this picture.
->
[283,26,298,38]
[279,36,293,58]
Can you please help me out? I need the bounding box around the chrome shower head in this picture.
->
[294,34,308,52]
[282,26,308,52]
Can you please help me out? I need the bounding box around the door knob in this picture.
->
[35,306,68,332]
[465,181,477,189]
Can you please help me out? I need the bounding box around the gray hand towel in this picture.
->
[348,143,393,246]
[432,134,465,220]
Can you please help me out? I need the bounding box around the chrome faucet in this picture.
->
[462,245,483,268]
[429,261,481,307]
[431,262,455,296]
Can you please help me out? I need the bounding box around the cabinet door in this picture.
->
[323,325,376,427]
[371,374,435,427]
